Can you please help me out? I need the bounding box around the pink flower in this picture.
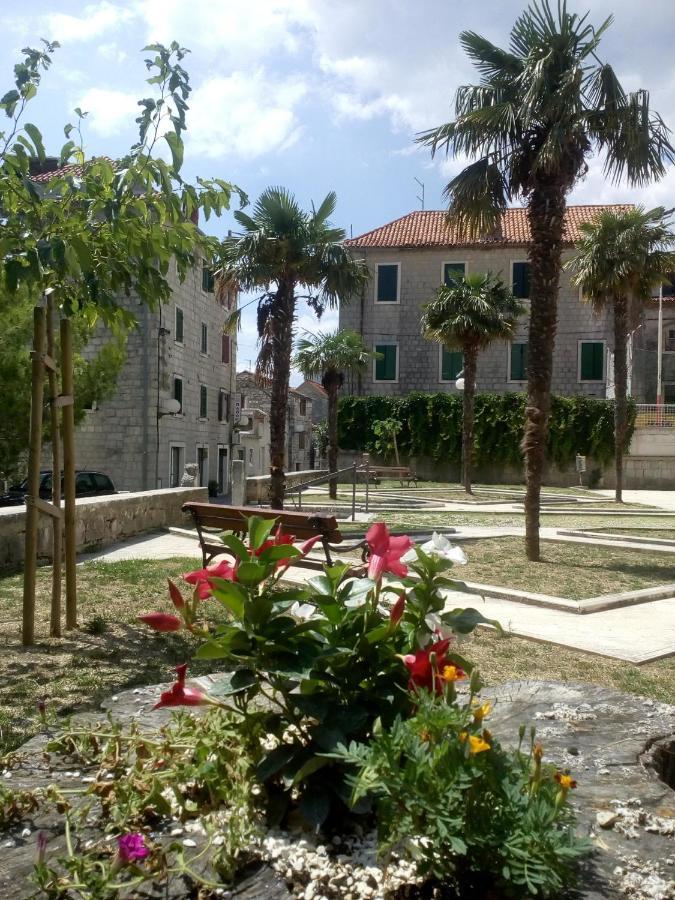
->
[184,560,237,599]
[167,579,184,610]
[390,594,406,625]
[299,534,323,555]
[365,522,414,581]
[138,612,182,632]
[256,526,296,569]
[153,664,210,709]
[116,832,149,865]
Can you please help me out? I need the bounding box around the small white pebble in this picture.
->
[21,828,31,838]
[182,838,197,847]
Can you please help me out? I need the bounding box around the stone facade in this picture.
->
[72,259,237,493]
[236,371,315,473]
[339,244,614,399]
[297,380,328,424]
[630,297,675,403]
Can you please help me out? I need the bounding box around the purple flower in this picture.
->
[36,832,48,865]
[116,833,149,865]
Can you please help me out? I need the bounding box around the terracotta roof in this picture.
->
[30,157,117,183]
[345,205,635,249]
[298,379,328,397]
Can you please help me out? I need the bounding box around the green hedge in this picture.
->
[338,392,635,468]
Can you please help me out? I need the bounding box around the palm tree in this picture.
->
[219,188,369,509]
[421,273,522,494]
[418,1,674,559]
[566,206,675,501]
[294,330,375,499]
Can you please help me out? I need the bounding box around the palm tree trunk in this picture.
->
[326,375,339,500]
[268,282,295,509]
[523,185,567,561]
[613,294,628,503]
[462,343,478,495]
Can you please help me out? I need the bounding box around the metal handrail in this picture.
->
[286,462,368,521]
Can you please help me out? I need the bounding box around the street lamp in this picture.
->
[455,370,465,392]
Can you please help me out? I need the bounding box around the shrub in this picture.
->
[338,392,635,468]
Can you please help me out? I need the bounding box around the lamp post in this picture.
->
[455,371,464,489]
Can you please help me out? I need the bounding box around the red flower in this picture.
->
[184,560,237,599]
[390,593,406,625]
[256,526,296,569]
[138,612,182,632]
[403,638,464,693]
[167,579,184,610]
[366,522,414,581]
[153,664,210,709]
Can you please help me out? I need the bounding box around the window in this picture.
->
[169,445,184,488]
[512,262,531,299]
[200,322,208,355]
[374,343,398,381]
[202,264,214,293]
[93,473,113,491]
[221,334,230,364]
[661,274,675,298]
[197,446,209,485]
[666,327,675,353]
[218,390,230,422]
[175,307,184,343]
[579,341,605,381]
[299,397,307,416]
[443,262,466,286]
[509,342,528,381]
[376,263,400,303]
[76,473,94,494]
[440,347,463,382]
[173,376,183,413]
[199,384,208,418]
[298,431,306,450]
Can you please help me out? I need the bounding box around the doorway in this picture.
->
[218,446,229,494]
[197,446,209,487]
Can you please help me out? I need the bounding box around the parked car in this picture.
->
[0,471,116,507]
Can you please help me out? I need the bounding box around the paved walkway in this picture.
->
[592,489,675,511]
[80,529,675,664]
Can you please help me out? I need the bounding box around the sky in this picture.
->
[3,0,675,380]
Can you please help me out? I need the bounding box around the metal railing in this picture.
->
[634,403,675,428]
[285,462,369,521]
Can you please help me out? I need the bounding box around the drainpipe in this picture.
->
[657,283,664,405]
[140,304,151,490]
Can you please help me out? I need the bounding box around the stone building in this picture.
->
[236,371,314,473]
[74,259,237,493]
[341,206,638,400]
[296,380,328,424]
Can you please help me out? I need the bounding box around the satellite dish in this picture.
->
[159,397,181,416]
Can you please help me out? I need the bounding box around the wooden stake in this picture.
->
[60,317,77,630]
[47,296,62,638]
[22,306,47,646]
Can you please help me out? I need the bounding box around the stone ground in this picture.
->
[1,678,673,899]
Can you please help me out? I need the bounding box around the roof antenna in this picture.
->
[414,177,425,210]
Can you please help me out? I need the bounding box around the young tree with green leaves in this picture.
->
[418,1,674,559]
[566,206,675,501]
[294,329,375,498]
[421,273,522,494]
[219,189,369,509]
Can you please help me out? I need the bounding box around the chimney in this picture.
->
[28,156,60,176]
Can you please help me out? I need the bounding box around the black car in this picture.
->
[0,471,116,507]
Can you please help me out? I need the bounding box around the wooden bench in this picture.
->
[182,502,368,571]
[368,466,418,488]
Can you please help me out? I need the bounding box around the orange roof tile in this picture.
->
[30,157,117,182]
[345,205,635,249]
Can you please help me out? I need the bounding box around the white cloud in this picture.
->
[45,2,134,43]
[73,87,138,137]
[186,70,307,160]
[98,42,128,63]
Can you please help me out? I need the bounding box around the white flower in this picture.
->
[400,547,418,564]
[420,532,467,564]
[289,602,316,621]
[424,613,455,640]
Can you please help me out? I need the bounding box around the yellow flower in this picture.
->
[441,665,464,683]
[459,731,490,754]
[554,772,577,790]
[472,701,491,722]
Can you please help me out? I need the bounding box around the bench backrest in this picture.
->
[182,502,343,543]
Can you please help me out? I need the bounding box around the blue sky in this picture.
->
[3,0,675,377]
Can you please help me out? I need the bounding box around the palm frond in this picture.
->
[444,157,509,239]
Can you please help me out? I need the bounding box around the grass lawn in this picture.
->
[2,555,674,758]
[454,536,675,599]
[586,527,675,540]
[339,511,675,531]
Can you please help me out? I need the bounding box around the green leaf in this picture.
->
[291,755,330,786]
[248,515,276,550]
[307,575,334,596]
[218,533,249,560]
[164,131,184,173]
[195,640,230,660]
[234,561,267,586]
[443,607,502,635]
[256,745,299,782]
[298,784,331,827]
[258,544,301,564]
[311,725,346,751]
[24,123,46,161]
[209,579,246,617]
[229,668,258,693]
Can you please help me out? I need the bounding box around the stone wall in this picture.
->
[0,486,206,571]
[340,246,612,399]
[246,470,328,504]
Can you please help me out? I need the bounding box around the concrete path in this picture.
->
[79,529,675,664]
[592,489,675,511]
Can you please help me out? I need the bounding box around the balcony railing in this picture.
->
[634,403,675,428]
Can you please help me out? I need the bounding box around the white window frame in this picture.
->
[507,340,528,384]
[577,340,606,383]
[511,259,531,303]
[440,260,468,285]
[174,306,185,345]
[438,345,463,384]
[373,341,399,383]
[374,262,401,304]
[168,442,186,488]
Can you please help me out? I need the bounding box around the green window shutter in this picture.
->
[441,348,463,380]
[377,264,398,302]
[580,342,604,380]
[510,343,528,380]
[202,265,214,293]
[375,344,397,380]
[173,377,183,411]
[513,262,531,299]
[175,308,184,343]
[200,385,208,418]
[444,262,466,285]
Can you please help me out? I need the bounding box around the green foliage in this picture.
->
[313,421,329,457]
[335,691,589,898]
[294,329,376,384]
[372,417,403,463]
[339,393,635,468]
